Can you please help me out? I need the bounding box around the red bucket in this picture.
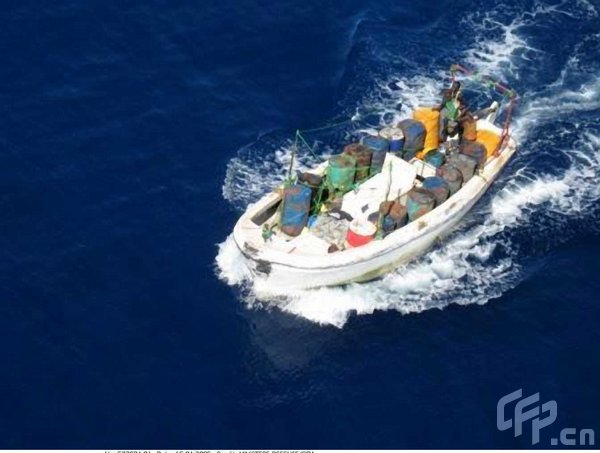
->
[346,219,376,247]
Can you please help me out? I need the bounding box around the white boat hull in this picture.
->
[233,135,517,290]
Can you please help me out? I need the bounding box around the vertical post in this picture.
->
[493,95,516,157]
[286,130,299,185]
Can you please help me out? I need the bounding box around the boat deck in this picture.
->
[236,119,508,260]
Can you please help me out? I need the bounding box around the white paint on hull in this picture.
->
[233,130,517,290]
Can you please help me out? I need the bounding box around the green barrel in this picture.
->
[424,150,446,168]
[407,187,436,221]
[327,154,356,192]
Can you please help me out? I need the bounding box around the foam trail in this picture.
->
[215,235,251,286]
[464,16,534,78]
[463,0,598,78]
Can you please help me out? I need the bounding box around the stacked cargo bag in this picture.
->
[436,164,463,195]
[327,154,356,192]
[397,119,426,161]
[406,187,436,221]
[360,135,389,175]
[343,143,373,182]
[447,153,478,183]
[459,140,487,168]
[422,176,450,205]
[379,127,405,152]
[412,107,440,157]
[281,184,312,236]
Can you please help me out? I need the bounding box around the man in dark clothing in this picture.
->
[436,82,466,110]
[434,81,468,141]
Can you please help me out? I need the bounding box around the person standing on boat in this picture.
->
[459,111,477,142]
[434,81,467,141]
[459,101,501,143]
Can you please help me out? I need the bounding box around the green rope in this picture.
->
[310,182,326,216]
[284,112,381,197]
[295,130,322,161]
[299,117,355,133]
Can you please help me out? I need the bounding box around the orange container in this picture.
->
[413,107,440,153]
[476,129,503,157]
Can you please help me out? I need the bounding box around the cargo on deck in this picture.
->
[231,65,518,289]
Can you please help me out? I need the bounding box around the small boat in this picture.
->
[231,65,518,290]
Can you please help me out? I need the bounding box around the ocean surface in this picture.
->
[1,0,599,448]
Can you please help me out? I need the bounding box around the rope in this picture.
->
[310,182,327,216]
[284,111,365,181]
[450,63,518,159]
[493,95,516,157]
[295,130,322,161]
[299,116,355,133]
[451,63,517,101]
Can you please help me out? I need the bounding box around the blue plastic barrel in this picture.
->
[398,119,426,156]
[407,187,436,221]
[422,176,450,206]
[403,148,419,161]
[379,127,405,152]
[361,135,389,175]
[280,184,312,237]
[390,138,405,152]
[424,150,445,168]
[437,164,463,195]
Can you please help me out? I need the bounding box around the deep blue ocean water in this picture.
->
[1,0,599,448]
